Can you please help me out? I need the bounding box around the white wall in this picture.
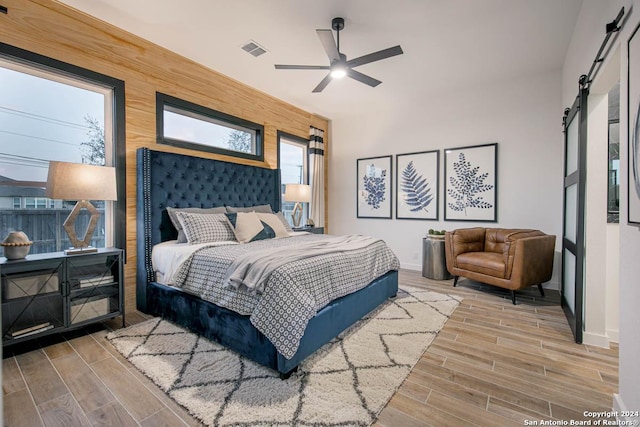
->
[583,91,619,348]
[562,0,638,417]
[606,223,620,342]
[329,70,564,287]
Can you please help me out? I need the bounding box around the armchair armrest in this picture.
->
[445,228,486,270]
[506,234,556,284]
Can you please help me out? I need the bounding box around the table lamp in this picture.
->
[284,184,311,228]
[46,161,117,254]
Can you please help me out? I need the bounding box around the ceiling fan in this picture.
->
[274,17,403,93]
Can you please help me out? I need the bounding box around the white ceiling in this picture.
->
[58,0,583,121]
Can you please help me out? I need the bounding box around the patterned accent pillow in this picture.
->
[225,204,273,214]
[167,206,227,243]
[256,212,290,237]
[174,212,236,244]
[275,211,293,232]
[225,212,276,243]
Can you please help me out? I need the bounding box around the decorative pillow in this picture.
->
[225,212,276,243]
[225,204,273,214]
[174,212,236,244]
[275,211,294,232]
[256,212,290,237]
[167,206,227,243]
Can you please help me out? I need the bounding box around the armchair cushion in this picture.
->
[456,252,505,278]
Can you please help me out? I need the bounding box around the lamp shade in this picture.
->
[284,184,311,203]
[46,161,117,201]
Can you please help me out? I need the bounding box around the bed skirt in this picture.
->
[145,270,399,375]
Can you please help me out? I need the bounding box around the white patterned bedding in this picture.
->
[158,234,399,358]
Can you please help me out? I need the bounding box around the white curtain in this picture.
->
[309,126,325,227]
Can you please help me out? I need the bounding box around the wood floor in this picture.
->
[3,270,618,426]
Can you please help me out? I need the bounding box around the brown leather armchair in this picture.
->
[444,228,556,304]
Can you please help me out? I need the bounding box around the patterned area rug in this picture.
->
[107,286,459,427]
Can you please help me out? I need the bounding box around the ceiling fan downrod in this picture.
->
[332,17,344,55]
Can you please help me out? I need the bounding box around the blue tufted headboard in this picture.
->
[136,147,280,311]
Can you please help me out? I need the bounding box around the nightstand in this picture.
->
[1,248,124,347]
[293,227,324,234]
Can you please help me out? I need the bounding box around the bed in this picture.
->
[136,147,399,377]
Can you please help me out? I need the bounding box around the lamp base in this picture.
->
[64,246,98,255]
[291,202,303,228]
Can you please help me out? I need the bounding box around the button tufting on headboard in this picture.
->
[136,148,281,311]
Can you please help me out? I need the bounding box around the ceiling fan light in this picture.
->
[330,65,347,79]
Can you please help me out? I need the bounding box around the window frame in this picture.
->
[0,42,126,252]
[277,131,310,223]
[607,119,620,222]
[156,92,264,162]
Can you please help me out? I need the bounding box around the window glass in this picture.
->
[0,59,113,253]
[278,133,308,226]
[607,82,620,223]
[158,93,263,161]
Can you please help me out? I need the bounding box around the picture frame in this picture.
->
[627,21,640,225]
[395,150,439,220]
[444,143,497,221]
[357,155,392,219]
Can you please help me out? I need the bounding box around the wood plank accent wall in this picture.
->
[0,0,330,310]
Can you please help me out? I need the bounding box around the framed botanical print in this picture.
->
[357,155,392,219]
[444,143,497,221]
[396,150,439,220]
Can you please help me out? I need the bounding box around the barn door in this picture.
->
[561,83,588,343]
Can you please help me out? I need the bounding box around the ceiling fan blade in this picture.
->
[275,64,330,70]
[346,45,403,68]
[316,29,341,63]
[347,69,382,87]
[312,74,333,93]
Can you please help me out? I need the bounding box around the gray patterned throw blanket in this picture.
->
[171,234,399,358]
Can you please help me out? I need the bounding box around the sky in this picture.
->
[0,64,105,182]
[0,61,305,186]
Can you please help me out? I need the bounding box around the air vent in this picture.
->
[241,40,268,57]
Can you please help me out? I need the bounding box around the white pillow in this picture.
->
[175,212,236,244]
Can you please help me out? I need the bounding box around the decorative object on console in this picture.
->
[396,150,439,220]
[45,161,117,255]
[284,184,311,228]
[357,155,392,219]
[1,231,33,260]
[444,143,497,222]
[427,229,446,239]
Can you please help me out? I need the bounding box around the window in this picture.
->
[607,82,620,223]
[157,93,264,161]
[23,197,49,209]
[278,131,308,225]
[0,44,125,253]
